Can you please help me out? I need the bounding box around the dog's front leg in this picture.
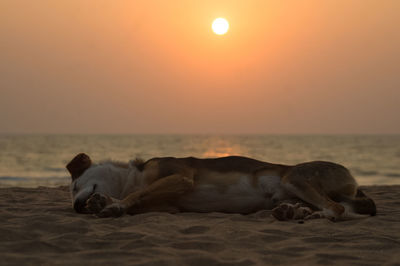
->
[97,174,194,218]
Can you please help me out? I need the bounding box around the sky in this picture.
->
[1,0,399,134]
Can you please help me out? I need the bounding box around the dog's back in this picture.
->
[140,156,287,177]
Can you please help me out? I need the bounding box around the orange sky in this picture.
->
[1,0,399,134]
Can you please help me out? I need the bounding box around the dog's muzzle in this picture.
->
[73,184,97,213]
[73,199,88,213]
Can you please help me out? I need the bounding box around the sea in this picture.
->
[0,135,399,187]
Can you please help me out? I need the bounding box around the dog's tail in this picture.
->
[339,189,377,216]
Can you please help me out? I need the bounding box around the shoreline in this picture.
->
[0,185,399,265]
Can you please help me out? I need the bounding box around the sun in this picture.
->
[212,18,229,35]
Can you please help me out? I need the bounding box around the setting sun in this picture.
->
[212,18,229,35]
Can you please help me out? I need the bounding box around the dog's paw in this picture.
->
[272,203,313,221]
[86,193,110,214]
[272,203,295,221]
[304,204,344,222]
[304,211,326,220]
[97,203,126,218]
[296,206,313,219]
[304,210,341,222]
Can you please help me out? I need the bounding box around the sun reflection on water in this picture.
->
[200,139,246,158]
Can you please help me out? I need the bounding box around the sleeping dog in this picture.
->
[66,153,376,221]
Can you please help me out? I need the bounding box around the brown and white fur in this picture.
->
[66,153,376,221]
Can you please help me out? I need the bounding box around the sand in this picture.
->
[0,186,399,266]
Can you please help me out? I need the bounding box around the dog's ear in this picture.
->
[66,153,92,180]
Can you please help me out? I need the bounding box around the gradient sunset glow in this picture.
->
[0,0,399,134]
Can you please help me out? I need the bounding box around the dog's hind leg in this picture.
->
[278,161,366,221]
[281,177,345,221]
[97,174,194,217]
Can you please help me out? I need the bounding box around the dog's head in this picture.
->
[66,153,123,213]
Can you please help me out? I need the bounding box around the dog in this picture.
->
[66,153,376,221]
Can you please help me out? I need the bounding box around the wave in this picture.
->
[0,176,69,188]
[0,176,69,180]
[352,169,400,179]
[352,169,379,176]
[0,176,30,181]
[44,167,66,172]
[384,173,400,178]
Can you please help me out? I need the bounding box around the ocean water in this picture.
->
[0,135,399,187]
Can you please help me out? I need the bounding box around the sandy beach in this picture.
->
[0,185,399,265]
